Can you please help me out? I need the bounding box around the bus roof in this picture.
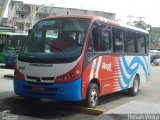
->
[43,14,149,34]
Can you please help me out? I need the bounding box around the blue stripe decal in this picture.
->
[142,56,149,81]
[118,56,149,90]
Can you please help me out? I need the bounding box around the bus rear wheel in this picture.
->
[128,76,140,96]
[85,83,99,108]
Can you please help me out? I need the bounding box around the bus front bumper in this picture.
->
[14,78,82,101]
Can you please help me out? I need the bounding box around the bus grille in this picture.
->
[26,76,55,83]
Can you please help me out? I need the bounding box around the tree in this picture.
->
[133,20,151,30]
[132,19,160,46]
[149,27,160,46]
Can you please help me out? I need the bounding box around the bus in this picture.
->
[2,33,27,67]
[0,32,12,62]
[14,15,150,108]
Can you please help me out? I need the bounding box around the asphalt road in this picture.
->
[0,63,160,120]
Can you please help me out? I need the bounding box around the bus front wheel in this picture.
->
[85,83,99,108]
[128,76,140,96]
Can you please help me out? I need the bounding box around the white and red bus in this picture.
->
[14,15,149,108]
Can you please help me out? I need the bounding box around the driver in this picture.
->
[50,32,79,52]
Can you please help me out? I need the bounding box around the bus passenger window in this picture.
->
[145,35,149,54]
[87,25,111,52]
[137,33,145,54]
[126,31,136,53]
[113,28,124,53]
[101,29,111,51]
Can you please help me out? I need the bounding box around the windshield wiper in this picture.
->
[46,42,71,62]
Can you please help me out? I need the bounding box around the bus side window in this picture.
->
[101,27,111,52]
[113,28,124,53]
[137,33,145,54]
[126,31,136,53]
[145,35,149,54]
[87,24,111,52]
[92,27,100,51]
[86,26,100,52]
[86,30,94,52]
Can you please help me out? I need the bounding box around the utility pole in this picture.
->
[137,16,145,22]
[136,16,145,29]
[127,15,134,25]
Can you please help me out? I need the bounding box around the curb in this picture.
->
[72,106,103,116]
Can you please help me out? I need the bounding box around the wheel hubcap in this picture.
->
[90,88,97,106]
[134,79,139,93]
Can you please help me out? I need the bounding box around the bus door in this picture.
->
[97,24,117,95]
[84,22,116,96]
[112,27,126,91]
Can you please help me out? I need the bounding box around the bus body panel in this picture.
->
[14,56,84,101]
[16,57,81,78]
[14,78,82,101]
[82,55,149,99]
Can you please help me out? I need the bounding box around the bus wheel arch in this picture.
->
[90,78,100,92]
[84,78,100,108]
[128,74,140,96]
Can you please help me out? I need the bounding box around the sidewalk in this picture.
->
[105,100,160,114]
[0,67,14,92]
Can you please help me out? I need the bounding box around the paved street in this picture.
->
[0,63,160,120]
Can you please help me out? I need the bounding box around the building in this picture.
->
[0,18,13,32]
[8,1,116,32]
[0,0,10,18]
[0,0,12,32]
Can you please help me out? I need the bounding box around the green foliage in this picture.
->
[132,20,160,46]
[149,27,160,46]
[133,20,151,30]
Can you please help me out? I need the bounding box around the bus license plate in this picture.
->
[32,86,45,91]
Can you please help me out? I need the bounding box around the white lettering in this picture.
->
[128,114,144,120]
[102,62,112,71]
[145,114,160,120]
[128,114,160,120]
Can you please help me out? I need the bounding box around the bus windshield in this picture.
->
[20,18,91,63]
[5,35,27,50]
